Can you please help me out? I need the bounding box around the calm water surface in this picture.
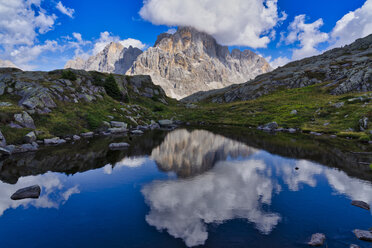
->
[0,128,372,247]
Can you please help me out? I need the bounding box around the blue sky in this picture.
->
[0,0,371,70]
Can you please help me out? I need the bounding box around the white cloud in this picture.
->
[285,14,329,60]
[267,56,291,69]
[330,0,372,48]
[139,0,287,48]
[56,1,75,18]
[142,159,281,247]
[92,31,146,55]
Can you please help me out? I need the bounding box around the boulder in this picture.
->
[308,233,326,246]
[110,121,127,129]
[11,185,41,200]
[44,137,66,145]
[12,142,39,153]
[73,135,81,141]
[291,110,298,115]
[0,147,11,156]
[81,132,94,138]
[158,119,173,127]
[109,142,130,150]
[259,122,278,131]
[359,117,368,131]
[24,131,36,143]
[351,200,370,210]
[108,127,127,134]
[14,111,36,129]
[0,130,6,147]
[353,229,372,241]
[131,130,144,135]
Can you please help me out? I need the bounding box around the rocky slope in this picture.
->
[65,42,143,74]
[127,27,272,99]
[184,34,372,103]
[0,59,18,69]
[0,68,172,155]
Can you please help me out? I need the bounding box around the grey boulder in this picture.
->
[14,111,36,129]
[44,137,66,145]
[353,229,372,241]
[24,131,37,143]
[11,185,41,200]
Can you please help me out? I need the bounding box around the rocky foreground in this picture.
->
[0,68,178,156]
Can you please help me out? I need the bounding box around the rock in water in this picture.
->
[109,142,130,150]
[353,229,372,241]
[128,26,271,99]
[351,200,370,210]
[11,185,41,200]
[308,233,326,246]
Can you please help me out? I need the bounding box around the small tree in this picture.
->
[104,75,122,100]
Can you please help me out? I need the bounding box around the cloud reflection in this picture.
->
[142,159,281,247]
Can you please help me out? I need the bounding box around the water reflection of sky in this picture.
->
[0,129,371,247]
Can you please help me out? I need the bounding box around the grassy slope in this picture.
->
[171,83,372,142]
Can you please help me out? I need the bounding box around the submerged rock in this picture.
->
[109,142,130,150]
[308,233,326,246]
[353,229,372,241]
[11,185,41,200]
[351,200,370,210]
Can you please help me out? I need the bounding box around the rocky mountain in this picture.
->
[127,27,272,99]
[0,60,18,69]
[183,34,372,103]
[65,42,143,74]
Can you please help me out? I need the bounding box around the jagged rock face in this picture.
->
[0,59,18,69]
[65,42,143,74]
[151,129,257,177]
[184,34,372,103]
[127,27,272,99]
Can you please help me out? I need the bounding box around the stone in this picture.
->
[100,121,111,131]
[131,130,144,135]
[259,122,278,131]
[11,185,41,200]
[110,121,127,129]
[288,128,297,133]
[0,147,11,156]
[333,102,344,108]
[149,123,160,130]
[24,131,36,143]
[359,117,368,131]
[80,132,94,138]
[353,229,372,241]
[44,137,66,145]
[0,102,12,107]
[109,142,130,150]
[291,110,298,115]
[14,111,36,129]
[158,119,173,127]
[73,135,81,141]
[12,142,39,153]
[308,233,326,246]
[0,130,6,147]
[351,200,370,210]
[108,127,127,134]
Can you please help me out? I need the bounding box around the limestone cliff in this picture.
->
[127,27,272,99]
[65,42,143,74]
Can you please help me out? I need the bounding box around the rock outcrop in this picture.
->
[127,27,272,99]
[65,43,143,74]
[184,34,372,103]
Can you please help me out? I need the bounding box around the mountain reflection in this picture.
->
[151,129,258,177]
[142,130,372,247]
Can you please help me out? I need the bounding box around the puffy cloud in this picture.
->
[92,31,146,55]
[139,0,287,48]
[56,1,75,18]
[103,157,148,174]
[266,56,291,69]
[285,14,329,60]
[330,0,372,48]
[142,159,281,247]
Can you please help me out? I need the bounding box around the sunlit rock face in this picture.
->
[128,27,272,99]
[150,129,258,177]
[65,42,143,74]
[142,159,281,247]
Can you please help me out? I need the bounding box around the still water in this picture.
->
[0,128,371,247]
